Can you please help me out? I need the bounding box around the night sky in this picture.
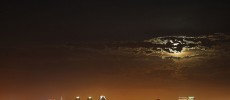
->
[1,1,230,100]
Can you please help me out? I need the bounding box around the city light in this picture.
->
[100,96,106,100]
[178,96,195,100]
[75,96,80,100]
[87,96,92,100]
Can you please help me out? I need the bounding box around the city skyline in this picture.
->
[48,95,195,100]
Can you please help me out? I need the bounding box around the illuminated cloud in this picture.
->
[1,33,229,100]
[66,33,230,81]
[113,33,229,60]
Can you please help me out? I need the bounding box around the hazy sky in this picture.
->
[1,34,230,100]
[1,1,230,100]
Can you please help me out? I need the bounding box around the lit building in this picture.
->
[188,96,195,100]
[178,96,195,100]
[100,96,106,100]
[75,96,80,100]
[178,97,188,100]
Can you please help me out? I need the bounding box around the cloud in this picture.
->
[1,33,229,91]
[57,33,230,82]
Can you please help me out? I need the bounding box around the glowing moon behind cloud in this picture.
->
[1,33,229,100]
[109,33,229,60]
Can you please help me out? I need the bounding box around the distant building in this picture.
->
[178,97,188,100]
[100,96,106,100]
[178,96,195,100]
[188,96,195,100]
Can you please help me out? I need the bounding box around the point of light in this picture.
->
[100,96,106,100]
[173,43,179,46]
[100,96,106,99]
[188,96,195,99]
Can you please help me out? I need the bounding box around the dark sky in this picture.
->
[1,1,230,100]
[1,1,230,42]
